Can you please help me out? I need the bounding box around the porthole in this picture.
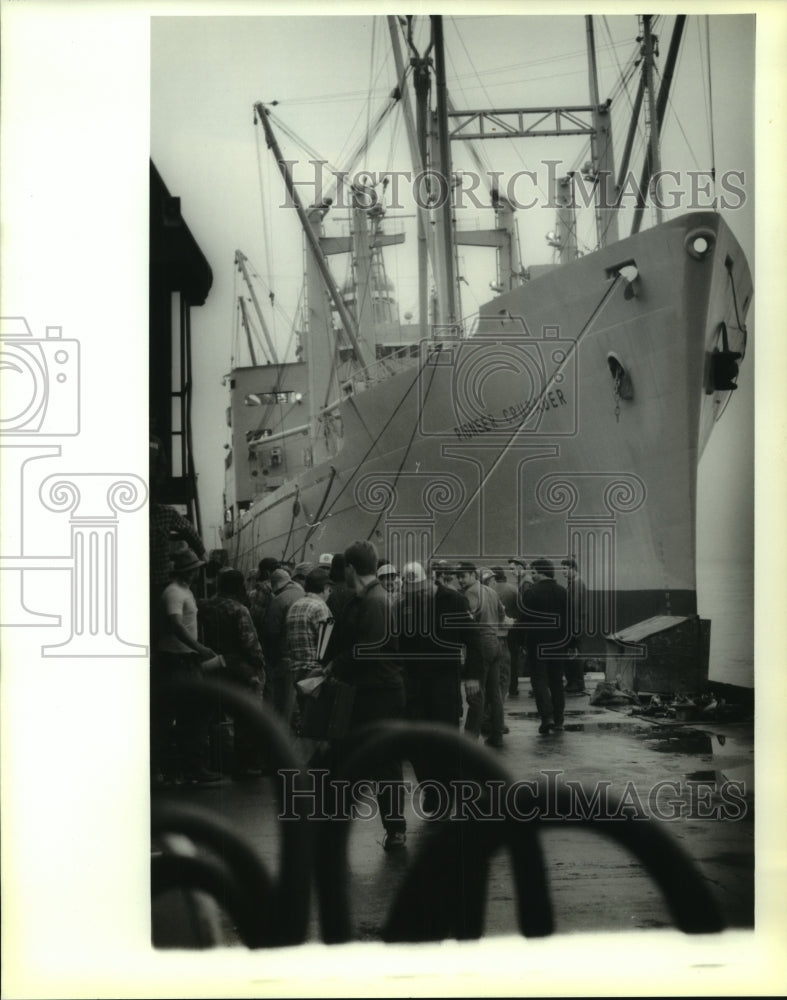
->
[684,227,715,261]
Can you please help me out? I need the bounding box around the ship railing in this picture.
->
[337,312,484,399]
[338,348,422,397]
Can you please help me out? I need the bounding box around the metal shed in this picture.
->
[605,614,711,694]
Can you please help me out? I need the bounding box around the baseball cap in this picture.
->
[401,562,427,584]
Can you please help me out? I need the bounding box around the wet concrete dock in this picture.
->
[153,678,754,945]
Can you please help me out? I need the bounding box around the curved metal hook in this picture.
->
[152,822,274,947]
[153,677,313,946]
[314,720,551,943]
[314,720,725,942]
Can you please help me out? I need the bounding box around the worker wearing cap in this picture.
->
[377,560,402,600]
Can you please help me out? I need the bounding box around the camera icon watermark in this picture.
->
[417,322,578,441]
[0,315,146,654]
[0,317,80,436]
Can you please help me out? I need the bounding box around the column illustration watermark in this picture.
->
[39,474,147,657]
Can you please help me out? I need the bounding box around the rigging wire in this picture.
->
[265,21,634,158]
[366,17,377,169]
[447,36,634,90]
[445,15,551,223]
[447,13,645,260]
[242,253,292,351]
[329,93,405,205]
[253,120,324,366]
[312,351,439,528]
[364,352,443,542]
[268,110,341,177]
[704,15,718,200]
[386,82,405,182]
[566,17,642,254]
[259,95,405,363]
[602,15,646,135]
[276,87,396,107]
[243,257,275,364]
[329,35,400,190]
[654,33,704,174]
[447,19,496,180]
[240,296,270,367]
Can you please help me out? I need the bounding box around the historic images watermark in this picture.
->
[276,158,748,213]
[277,769,749,823]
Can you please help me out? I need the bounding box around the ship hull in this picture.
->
[224,212,751,638]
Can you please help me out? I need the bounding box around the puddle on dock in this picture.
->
[508,709,606,720]
[509,712,752,765]
[511,713,712,750]
[685,769,717,782]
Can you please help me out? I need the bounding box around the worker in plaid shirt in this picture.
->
[285,567,333,678]
[198,569,267,777]
[198,570,266,687]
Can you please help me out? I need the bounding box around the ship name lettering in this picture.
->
[453,412,499,440]
[453,390,569,440]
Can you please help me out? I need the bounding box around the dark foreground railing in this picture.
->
[151,677,726,948]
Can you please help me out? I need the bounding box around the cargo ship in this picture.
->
[220,14,752,666]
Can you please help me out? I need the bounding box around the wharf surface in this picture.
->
[152,678,754,945]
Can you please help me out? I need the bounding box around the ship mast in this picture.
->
[631,15,687,234]
[432,15,459,331]
[392,15,433,342]
[641,15,663,227]
[586,15,619,246]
